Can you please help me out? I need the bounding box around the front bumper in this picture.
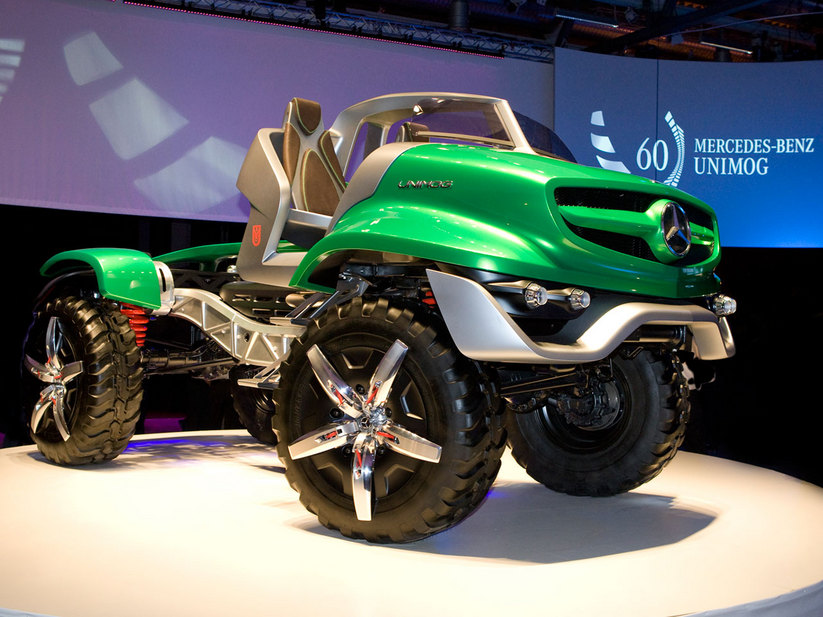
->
[427,269,735,365]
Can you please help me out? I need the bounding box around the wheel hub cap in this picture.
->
[24,316,83,441]
[287,339,442,521]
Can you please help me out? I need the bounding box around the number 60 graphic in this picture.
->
[591,110,684,187]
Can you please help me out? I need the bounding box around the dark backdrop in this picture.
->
[4,204,821,487]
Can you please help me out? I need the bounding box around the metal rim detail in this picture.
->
[24,316,84,441]
[287,339,442,521]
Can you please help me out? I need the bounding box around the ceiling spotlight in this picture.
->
[555,9,619,28]
[701,39,753,56]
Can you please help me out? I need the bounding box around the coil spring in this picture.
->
[120,303,149,347]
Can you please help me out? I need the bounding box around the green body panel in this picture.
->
[156,240,301,270]
[292,144,721,298]
[41,248,162,310]
[156,242,242,269]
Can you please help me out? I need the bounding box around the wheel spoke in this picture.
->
[61,361,84,385]
[24,354,52,382]
[45,317,64,371]
[297,339,439,524]
[31,386,55,433]
[53,394,71,442]
[307,345,362,418]
[380,422,442,463]
[288,420,359,459]
[366,339,408,408]
[351,433,375,521]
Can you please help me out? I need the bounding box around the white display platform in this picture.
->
[1,430,821,617]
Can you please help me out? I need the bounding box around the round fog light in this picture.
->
[568,288,591,310]
[712,294,737,316]
[524,283,549,308]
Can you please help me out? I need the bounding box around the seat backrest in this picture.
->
[281,98,345,216]
[235,98,344,287]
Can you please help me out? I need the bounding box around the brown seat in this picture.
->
[281,98,345,216]
[235,98,346,286]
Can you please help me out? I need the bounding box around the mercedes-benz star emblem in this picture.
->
[661,201,691,257]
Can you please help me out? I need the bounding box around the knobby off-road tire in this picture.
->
[273,297,505,543]
[506,349,689,496]
[22,295,143,465]
[230,367,277,445]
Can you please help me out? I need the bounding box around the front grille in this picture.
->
[554,187,714,229]
[566,224,656,261]
[555,187,651,213]
[555,187,714,265]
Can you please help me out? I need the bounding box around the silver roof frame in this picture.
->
[327,92,536,175]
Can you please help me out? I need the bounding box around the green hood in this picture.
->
[293,143,721,298]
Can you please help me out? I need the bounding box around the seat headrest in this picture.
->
[290,98,322,135]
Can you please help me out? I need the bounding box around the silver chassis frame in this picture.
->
[427,269,735,364]
[168,288,305,367]
[163,267,733,384]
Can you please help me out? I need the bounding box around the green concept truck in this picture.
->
[22,93,735,542]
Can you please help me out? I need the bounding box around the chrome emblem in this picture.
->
[661,201,691,257]
[398,180,453,189]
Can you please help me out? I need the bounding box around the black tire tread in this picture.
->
[230,366,278,445]
[273,297,505,543]
[27,296,143,465]
[507,349,689,497]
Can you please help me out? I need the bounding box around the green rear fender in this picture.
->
[41,248,162,310]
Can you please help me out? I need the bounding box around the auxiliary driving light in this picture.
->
[568,288,591,310]
[711,294,737,316]
[524,283,591,311]
[524,282,550,308]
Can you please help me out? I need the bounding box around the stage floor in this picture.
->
[1,430,821,617]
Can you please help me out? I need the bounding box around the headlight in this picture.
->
[711,294,737,316]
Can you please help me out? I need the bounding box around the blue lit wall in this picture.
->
[555,48,823,248]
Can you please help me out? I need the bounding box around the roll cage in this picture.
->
[326,92,567,178]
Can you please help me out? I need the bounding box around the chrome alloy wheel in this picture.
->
[24,316,83,441]
[287,339,442,521]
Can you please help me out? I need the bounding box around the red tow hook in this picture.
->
[120,303,149,347]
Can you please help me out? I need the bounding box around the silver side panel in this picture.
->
[327,141,422,231]
[289,208,331,228]
[427,269,735,364]
[236,128,291,262]
[152,260,175,315]
[169,288,305,366]
[235,129,320,287]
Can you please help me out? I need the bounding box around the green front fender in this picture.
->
[41,248,162,310]
[290,202,558,292]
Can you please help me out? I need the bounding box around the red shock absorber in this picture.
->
[421,289,437,306]
[120,303,149,347]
